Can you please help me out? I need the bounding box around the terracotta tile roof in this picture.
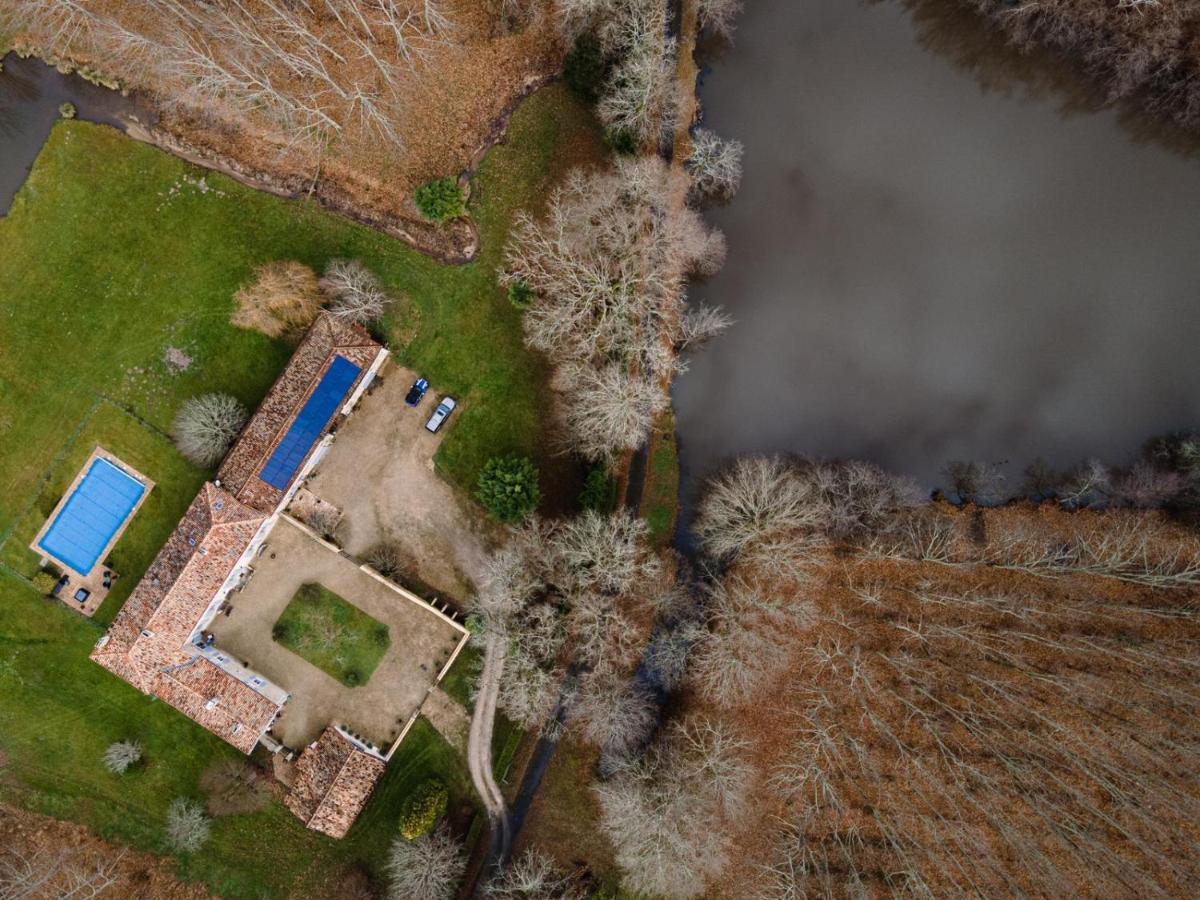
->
[286,727,386,839]
[91,484,280,752]
[218,314,381,512]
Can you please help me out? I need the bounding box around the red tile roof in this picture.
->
[91,484,278,753]
[286,727,387,839]
[218,313,381,513]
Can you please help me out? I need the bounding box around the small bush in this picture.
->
[58,101,76,119]
[272,621,291,642]
[165,797,210,853]
[365,541,411,580]
[414,177,466,222]
[345,670,362,686]
[507,280,534,309]
[103,739,142,774]
[605,126,639,156]
[477,455,541,522]
[31,570,59,595]
[372,625,390,648]
[564,33,608,104]
[579,466,618,513]
[398,779,449,840]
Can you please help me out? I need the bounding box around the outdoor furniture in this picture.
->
[74,588,90,603]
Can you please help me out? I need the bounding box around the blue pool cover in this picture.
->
[38,457,145,575]
[259,355,362,490]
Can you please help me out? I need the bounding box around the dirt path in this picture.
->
[467,634,510,859]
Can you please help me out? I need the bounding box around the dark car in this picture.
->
[425,397,456,434]
[405,377,429,407]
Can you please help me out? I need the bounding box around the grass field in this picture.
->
[640,414,681,546]
[0,82,604,897]
[273,583,390,687]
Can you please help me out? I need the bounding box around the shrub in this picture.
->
[477,455,541,522]
[605,126,638,156]
[102,740,142,774]
[372,626,390,648]
[231,260,323,338]
[272,621,291,642]
[579,465,618,513]
[398,779,449,839]
[58,101,76,119]
[507,280,534,309]
[414,177,466,222]
[171,393,248,467]
[564,32,608,103]
[165,798,210,853]
[344,670,362,686]
[365,541,412,580]
[31,570,59,595]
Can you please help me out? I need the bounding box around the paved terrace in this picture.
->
[207,516,463,749]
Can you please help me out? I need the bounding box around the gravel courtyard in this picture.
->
[208,517,464,749]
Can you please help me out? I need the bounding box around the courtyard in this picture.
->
[207,516,464,750]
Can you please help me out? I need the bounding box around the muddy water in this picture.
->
[0,53,146,214]
[674,1,1200,492]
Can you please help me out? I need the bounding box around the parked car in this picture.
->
[405,377,429,407]
[425,397,456,433]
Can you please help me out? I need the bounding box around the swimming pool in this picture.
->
[37,457,146,575]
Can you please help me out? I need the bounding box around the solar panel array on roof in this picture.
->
[38,457,146,575]
[259,355,362,490]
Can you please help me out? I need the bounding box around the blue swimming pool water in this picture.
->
[259,355,361,490]
[38,457,145,575]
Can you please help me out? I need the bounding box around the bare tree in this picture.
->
[595,716,751,898]
[171,393,248,467]
[0,847,123,900]
[165,798,210,853]
[677,304,733,351]
[696,0,742,40]
[685,128,744,202]
[693,456,828,561]
[319,259,391,325]
[1110,460,1187,508]
[941,459,1007,505]
[1059,457,1113,508]
[484,847,585,900]
[385,826,465,900]
[232,260,324,338]
[473,512,667,736]
[102,740,142,775]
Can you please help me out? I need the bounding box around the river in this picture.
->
[674,0,1200,496]
[0,53,145,215]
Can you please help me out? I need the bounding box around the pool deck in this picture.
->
[28,445,154,617]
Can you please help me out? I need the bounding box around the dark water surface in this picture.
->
[675,1,1200,491]
[0,53,143,214]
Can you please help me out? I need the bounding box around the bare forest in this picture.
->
[643,455,1200,898]
[952,0,1200,131]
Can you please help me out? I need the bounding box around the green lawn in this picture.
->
[640,415,681,547]
[439,641,481,707]
[273,583,390,687]
[0,81,604,897]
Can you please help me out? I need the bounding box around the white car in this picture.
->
[425,396,456,433]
